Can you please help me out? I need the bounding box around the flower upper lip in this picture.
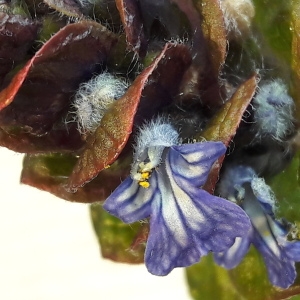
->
[242,182,281,257]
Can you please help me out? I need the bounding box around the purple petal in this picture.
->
[170,141,226,187]
[104,142,250,276]
[252,231,297,289]
[285,241,300,261]
[145,199,203,275]
[217,165,256,200]
[144,149,251,275]
[214,235,251,269]
[103,176,154,223]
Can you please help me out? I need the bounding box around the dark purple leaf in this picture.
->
[138,0,191,38]
[0,21,118,136]
[135,43,192,124]
[115,0,146,55]
[0,124,83,153]
[0,12,39,87]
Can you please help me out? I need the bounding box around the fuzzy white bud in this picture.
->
[72,72,129,134]
[252,79,295,142]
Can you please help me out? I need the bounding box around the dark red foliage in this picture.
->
[0,20,118,152]
[115,0,147,55]
[0,12,40,87]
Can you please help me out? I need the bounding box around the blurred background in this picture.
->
[0,147,191,300]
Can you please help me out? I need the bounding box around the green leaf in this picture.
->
[186,248,300,300]
[21,152,131,203]
[90,203,145,263]
[252,0,292,64]
[291,0,300,116]
[229,247,300,300]
[270,150,300,223]
[186,254,241,300]
[38,16,67,44]
[228,247,275,300]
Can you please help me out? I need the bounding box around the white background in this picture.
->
[0,148,191,300]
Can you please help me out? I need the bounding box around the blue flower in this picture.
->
[216,165,300,288]
[103,119,251,275]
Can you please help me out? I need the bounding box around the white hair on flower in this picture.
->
[251,176,277,212]
[73,71,129,134]
[219,0,255,37]
[131,117,180,187]
[253,79,295,141]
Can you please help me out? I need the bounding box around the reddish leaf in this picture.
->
[135,43,192,124]
[170,0,201,35]
[147,44,192,96]
[196,0,227,76]
[172,0,227,73]
[0,124,83,153]
[201,74,258,145]
[177,60,225,110]
[67,44,170,191]
[0,12,40,86]
[138,0,191,38]
[172,0,226,108]
[21,152,131,203]
[200,74,258,192]
[115,0,146,55]
[0,59,31,111]
[0,21,118,135]
[170,0,208,64]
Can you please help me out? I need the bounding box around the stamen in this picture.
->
[141,172,150,179]
[139,181,150,188]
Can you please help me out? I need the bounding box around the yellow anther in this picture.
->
[139,181,150,188]
[141,172,150,179]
